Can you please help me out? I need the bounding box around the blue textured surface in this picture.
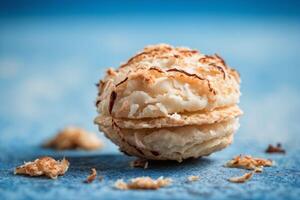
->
[1,142,300,200]
[1,1,300,199]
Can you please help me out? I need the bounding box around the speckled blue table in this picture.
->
[1,139,299,200]
[1,1,300,199]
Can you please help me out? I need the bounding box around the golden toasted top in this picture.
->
[96,44,241,119]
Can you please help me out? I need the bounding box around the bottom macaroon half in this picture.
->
[95,117,239,162]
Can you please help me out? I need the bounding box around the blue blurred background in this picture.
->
[1,1,300,199]
[1,0,300,149]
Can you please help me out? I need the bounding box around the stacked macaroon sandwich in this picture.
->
[95,44,242,162]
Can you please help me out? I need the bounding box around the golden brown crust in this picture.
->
[118,44,239,81]
[14,157,69,179]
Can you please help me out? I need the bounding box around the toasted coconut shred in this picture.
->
[265,143,286,154]
[14,157,69,179]
[165,68,216,94]
[84,168,97,183]
[225,155,273,172]
[109,91,117,114]
[187,175,200,182]
[228,172,253,183]
[43,127,103,151]
[149,67,164,73]
[166,68,205,80]
[116,77,129,87]
[114,177,172,190]
[130,159,149,169]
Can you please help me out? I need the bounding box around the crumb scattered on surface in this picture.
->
[265,143,286,154]
[115,179,129,190]
[187,175,200,182]
[114,176,172,190]
[228,172,253,183]
[14,157,69,179]
[128,177,172,190]
[130,159,149,169]
[43,126,103,150]
[225,155,273,172]
[253,167,263,173]
[84,168,97,183]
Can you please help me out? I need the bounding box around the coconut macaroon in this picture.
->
[95,44,242,162]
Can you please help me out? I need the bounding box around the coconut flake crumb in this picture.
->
[265,143,286,154]
[114,176,172,190]
[43,127,103,150]
[14,157,69,179]
[225,155,273,172]
[115,179,129,190]
[228,172,253,183]
[187,175,200,182]
[84,168,97,183]
[130,159,149,169]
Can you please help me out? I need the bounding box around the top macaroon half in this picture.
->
[95,44,241,124]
